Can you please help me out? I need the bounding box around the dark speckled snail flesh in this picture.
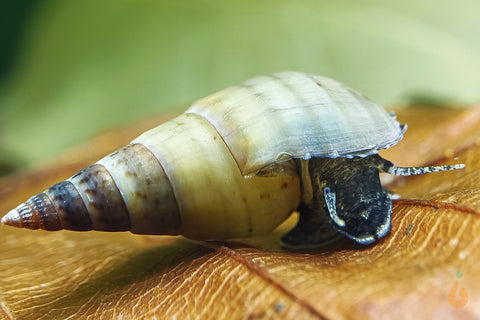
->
[1,71,464,247]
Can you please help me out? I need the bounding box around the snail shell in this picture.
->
[1,71,464,246]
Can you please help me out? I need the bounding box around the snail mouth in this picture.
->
[341,217,392,245]
[327,197,393,245]
[324,193,393,245]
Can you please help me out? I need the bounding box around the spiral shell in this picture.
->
[1,71,464,246]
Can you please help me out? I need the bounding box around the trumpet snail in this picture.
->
[1,71,464,247]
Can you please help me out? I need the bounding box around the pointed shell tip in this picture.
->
[1,209,21,227]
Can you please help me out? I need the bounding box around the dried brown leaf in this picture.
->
[0,106,479,319]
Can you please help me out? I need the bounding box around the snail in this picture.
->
[1,71,464,247]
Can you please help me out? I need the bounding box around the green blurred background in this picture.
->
[0,0,479,176]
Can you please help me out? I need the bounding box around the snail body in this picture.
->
[1,71,464,247]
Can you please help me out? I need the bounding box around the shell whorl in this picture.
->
[131,113,300,239]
